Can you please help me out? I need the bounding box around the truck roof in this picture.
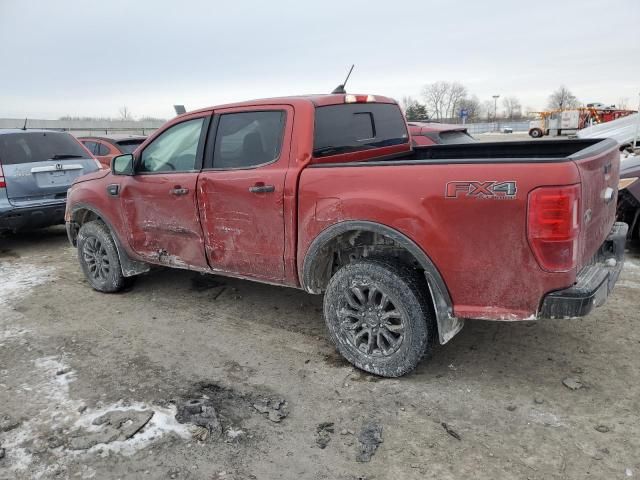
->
[186,93,398,116]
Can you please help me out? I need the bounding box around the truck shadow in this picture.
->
[0,225,68,258]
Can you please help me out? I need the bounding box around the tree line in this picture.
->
[402,83,583,122]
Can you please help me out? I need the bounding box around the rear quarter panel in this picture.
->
[298,161,581,319]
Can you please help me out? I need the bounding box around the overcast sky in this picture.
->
[1,0,638,119]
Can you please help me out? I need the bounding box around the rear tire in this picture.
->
[323,258,434,377]
[529,128,543,138]
[77,221,125,293]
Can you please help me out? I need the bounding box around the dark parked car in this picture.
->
[79,135,146,168]
[617,153,640,240]
[0,129,100,232]
[407,122,477,146]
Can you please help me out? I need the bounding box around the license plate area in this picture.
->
[35,170,79,187]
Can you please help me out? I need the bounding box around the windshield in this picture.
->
[313,103,409,157]
[0,131,90,165]
[436,130,477,144]
[116,139,145,154]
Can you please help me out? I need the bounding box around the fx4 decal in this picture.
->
[446,181,517,199]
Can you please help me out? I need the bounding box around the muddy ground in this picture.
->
[1,226,639,480]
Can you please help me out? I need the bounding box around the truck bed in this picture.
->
[311,139,615,166]
[301,136,620,320]
[404,138,608,162]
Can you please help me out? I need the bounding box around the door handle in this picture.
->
[249,183,275,194]
[106,184,120,196]
[170,186,189,196]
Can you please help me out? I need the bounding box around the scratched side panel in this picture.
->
[120,173,210,270]
[297,161,581,320]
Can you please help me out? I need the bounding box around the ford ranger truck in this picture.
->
[65,93,627,377]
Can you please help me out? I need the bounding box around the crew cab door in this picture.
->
[118,114,210,269]
[197,106,292,281]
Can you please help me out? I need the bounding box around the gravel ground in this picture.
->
[1,226,639,480]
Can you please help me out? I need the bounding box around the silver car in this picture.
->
[0,129,101,232]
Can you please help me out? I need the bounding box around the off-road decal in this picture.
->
[445,181,517,199]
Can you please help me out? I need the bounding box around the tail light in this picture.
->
[527,184,580,272]
[345,94,376,103]
[0,164,5,188]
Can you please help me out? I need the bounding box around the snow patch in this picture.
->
[0,326,31,341]
[2,356,193,473]
[624,259,640,271]
[0,262,55,306]
[1,356,78,474]
[528,409,565,427]
[71,401,192,456]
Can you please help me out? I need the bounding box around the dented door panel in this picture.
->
[197,105,293,281]
[120,173,209,270]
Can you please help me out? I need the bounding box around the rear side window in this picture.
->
[0,132,89,165]
[81,141,98,155]
[96,142,111,156]
[213,111,285,169]
[313,103,409,157]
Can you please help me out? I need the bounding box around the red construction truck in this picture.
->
[65,93,627,377]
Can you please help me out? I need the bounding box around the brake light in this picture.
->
[527,184,580,272]
[345,94,376,103]
[0,164,5,188]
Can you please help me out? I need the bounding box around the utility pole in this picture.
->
[492,95,500,131]
[633,92,640,150]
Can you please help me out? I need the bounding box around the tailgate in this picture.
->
[571,139,620,269]
[0,130,98,207]
[3,159,96,207]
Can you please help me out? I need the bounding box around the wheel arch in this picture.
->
[301,220,463,344]
[67,204,149,277]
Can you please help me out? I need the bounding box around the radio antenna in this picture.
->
[331,64,355,94]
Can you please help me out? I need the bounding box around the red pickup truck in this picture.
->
[65,93,627,377]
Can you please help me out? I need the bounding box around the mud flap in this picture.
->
[426,271,464,344]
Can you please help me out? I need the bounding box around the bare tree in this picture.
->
[547,86,580,110]
[422,81,467,120]
[400,96,415,113]
[118,106,132,121]
[617,97,629,109]
[502,96,522,120]
[481,99,496,121]
[458,95,481,121]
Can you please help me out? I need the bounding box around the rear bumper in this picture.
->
[0,202,66,232]
[539,222,628,318]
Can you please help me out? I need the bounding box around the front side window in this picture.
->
[139,118,204,173]
[213,111,285,169]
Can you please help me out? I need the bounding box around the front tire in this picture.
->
[323,258,434,377]
[529,128,543,138]
[77,221,125,293]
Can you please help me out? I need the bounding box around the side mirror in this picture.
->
[111,154,134,176]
